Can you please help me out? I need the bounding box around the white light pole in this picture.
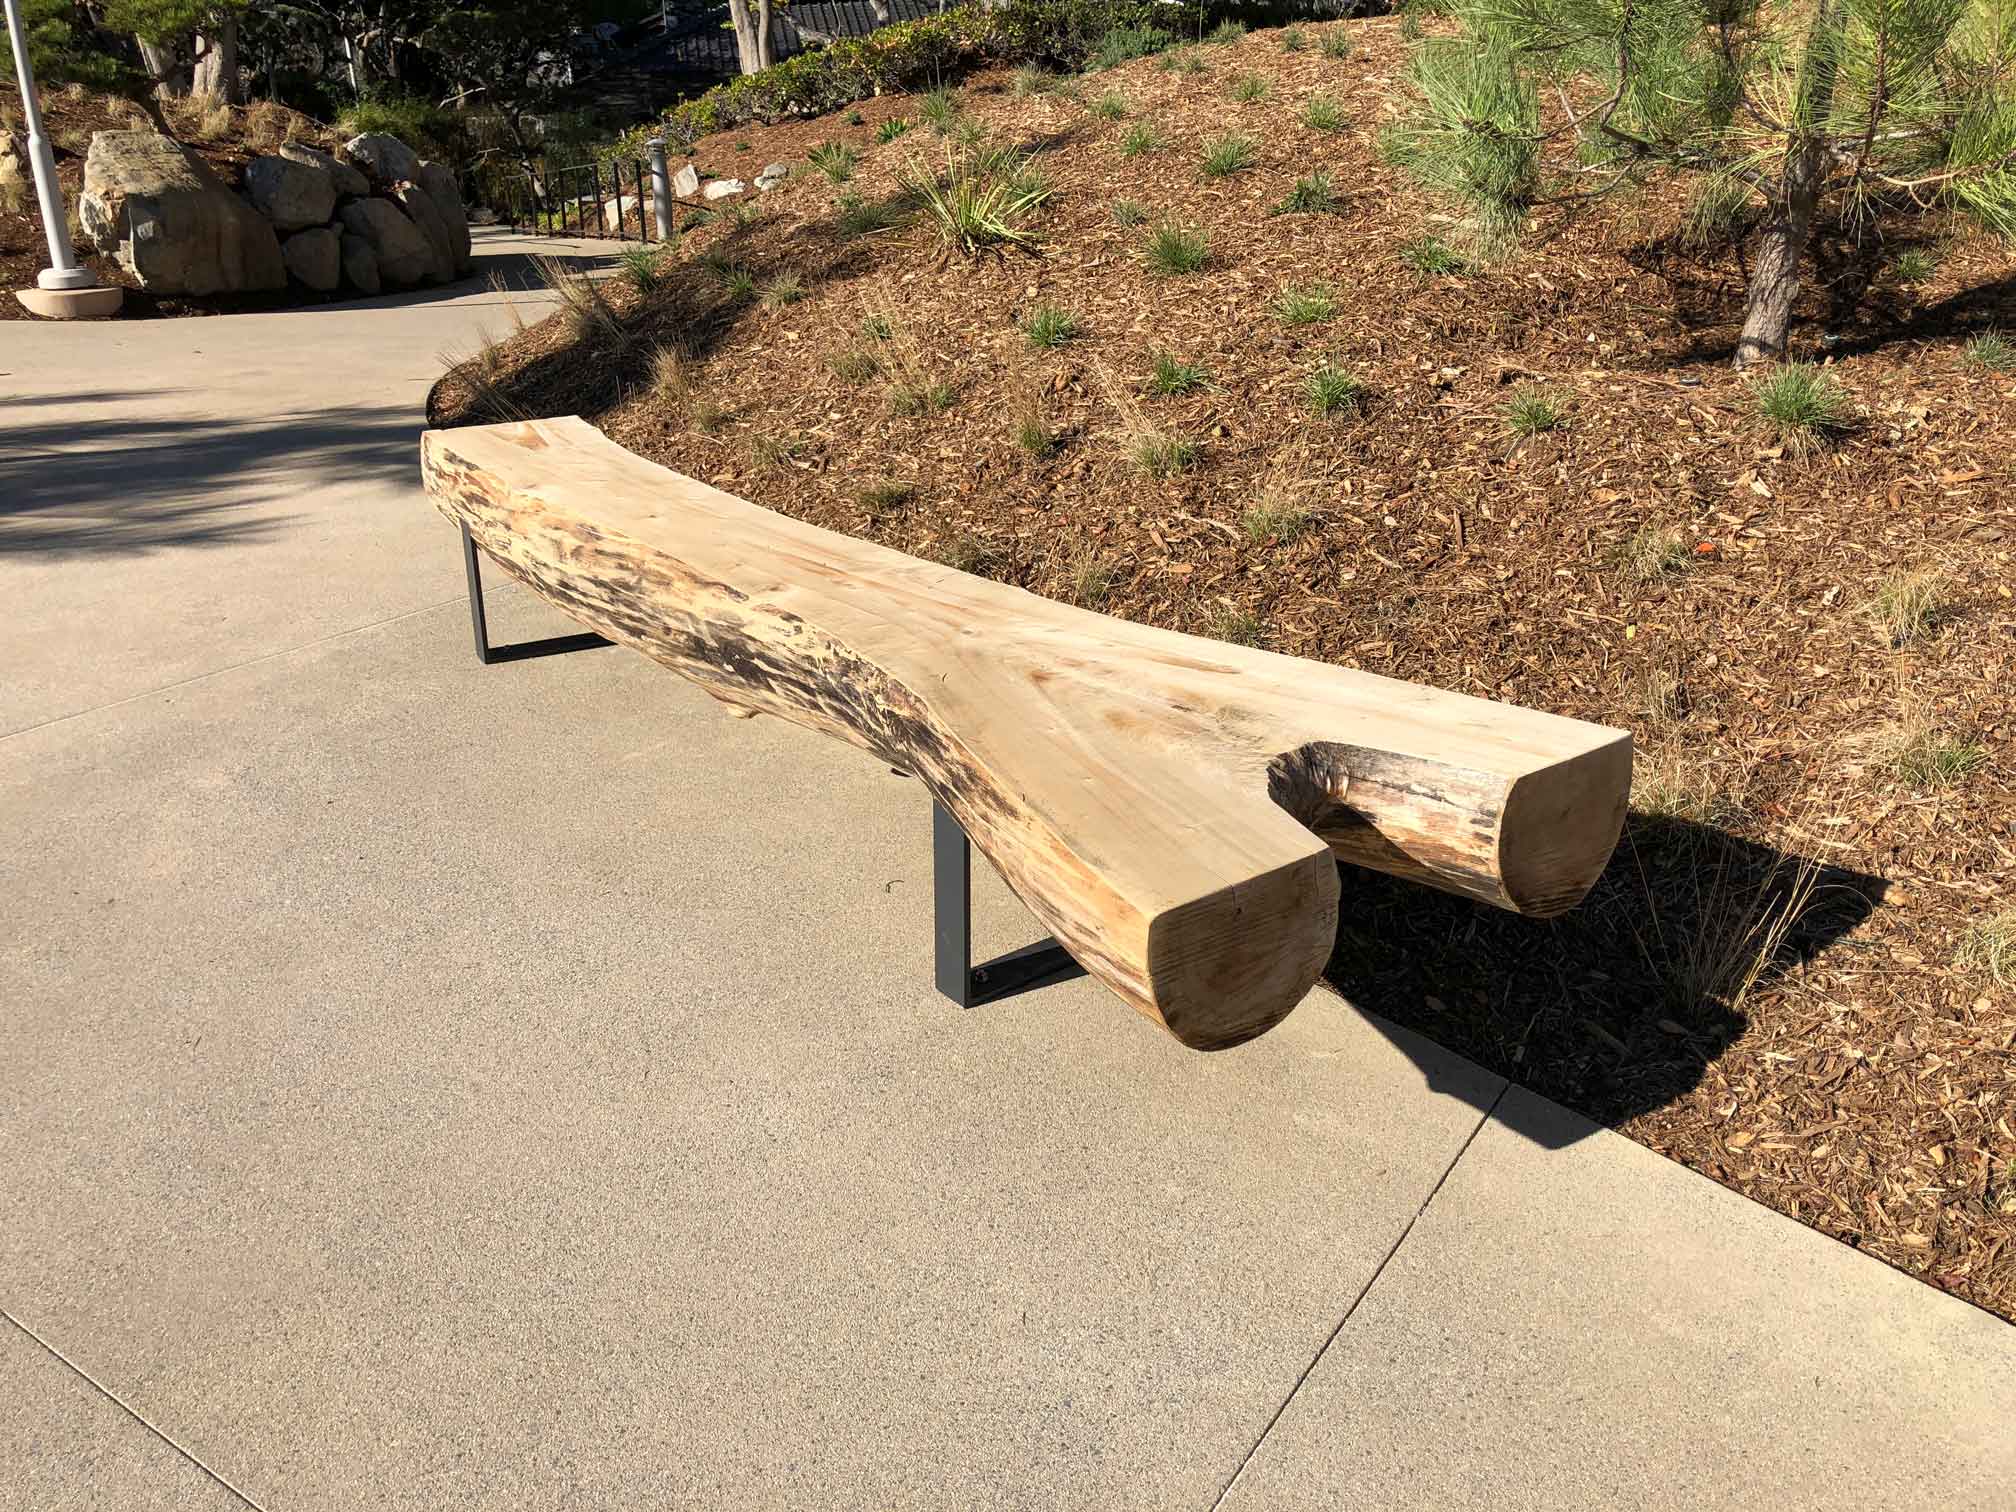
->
[4,0,122,317]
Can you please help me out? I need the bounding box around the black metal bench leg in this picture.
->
[458,523,614,666]
[932,802,1085,1008]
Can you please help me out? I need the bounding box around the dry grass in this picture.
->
[533,254,627,346]
[1867,569,1951,647]
[1957,912,2016,989]
[1613,525,1691,582]
[1862,699,1989,789]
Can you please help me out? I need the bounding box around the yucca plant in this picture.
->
[1389,0,2016,366]
[902,150,1053,255]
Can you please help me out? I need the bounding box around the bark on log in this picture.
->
[421,418,1631,1050]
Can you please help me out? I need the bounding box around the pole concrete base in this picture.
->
[15,284,124,319]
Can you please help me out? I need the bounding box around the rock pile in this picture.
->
[79,129,473,299]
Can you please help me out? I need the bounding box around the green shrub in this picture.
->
[1201,132,1258,176]
[1091,24,1174,70]
[1143,218,1210,275]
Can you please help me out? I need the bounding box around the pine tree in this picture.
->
[1388,0,2016,366]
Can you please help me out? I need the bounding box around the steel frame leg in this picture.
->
[932,803,1084,1008]
[460,523,612,665]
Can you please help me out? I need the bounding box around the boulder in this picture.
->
[672,162,700,198]
[278,140,368,198]
[601,194,640,233]
[244,152,336,232]
[755,161,789,191]
[414,160,472,273]
[339,232,381,295]
[78,130,284,295]
[342,132,420,187]
[336,197,431,287]
[701,178,746,201]
[390,183,456,284]
[279,226,341,291]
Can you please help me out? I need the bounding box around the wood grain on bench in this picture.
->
[422,417,1630,1049]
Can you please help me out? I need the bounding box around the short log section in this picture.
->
[422,417,1631,1050]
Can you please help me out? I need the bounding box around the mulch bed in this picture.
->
[437,19,2016,1321]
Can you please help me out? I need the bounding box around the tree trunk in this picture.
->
[1734,157,1824,369]
[728,0,763,74]
[420,417,1632,1050]
[137,36,190,98]
[192,20,241,104]
[756,0,774,68]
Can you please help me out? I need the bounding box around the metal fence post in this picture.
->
[647,138,674,245]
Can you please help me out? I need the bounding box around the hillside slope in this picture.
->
[436,20,2016,1318]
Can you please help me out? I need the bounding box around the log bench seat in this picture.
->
[421,417,1632,1050]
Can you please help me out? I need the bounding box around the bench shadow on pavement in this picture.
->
[1326,814,1883,1148]
[0,404,417,557]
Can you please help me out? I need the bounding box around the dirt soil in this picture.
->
[435,19,2016,1320]
[1,82,340,318]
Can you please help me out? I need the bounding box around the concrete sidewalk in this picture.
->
[4,230,2011,1511]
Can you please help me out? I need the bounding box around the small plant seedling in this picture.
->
[1091,90,1130,121]
[807,141,860,183]
[1503,388,1566,437]
[845,109,866,126]
[1111,198,1149,226]
[1024,304,1081,349]
[1305,363,1366,417]
[1201,132,1258,176]
[1963,329,2015,371]
[1120,121,1164,156]
[1016,408,1058,456]
[1301,94,1344,131]
[1146,349,1210,395]
[1867,569,1950,647]
[1230,73,1269,103]
[1400,235,1468,275]
[862,313,893,341]
[1275,170,1340,215]
[1272,283,1338,326]
[1143,218,1210,276]
[876,116,913,143]
[1749,362,1851,452]
[1210,606,1265,647]
[751,434,807,467]
[1068,545,1113,608]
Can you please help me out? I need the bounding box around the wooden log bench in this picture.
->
[421,417,1632,1050]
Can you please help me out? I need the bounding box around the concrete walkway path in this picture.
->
[4,230,2011,1511]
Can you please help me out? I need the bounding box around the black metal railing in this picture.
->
[501,156,659,241]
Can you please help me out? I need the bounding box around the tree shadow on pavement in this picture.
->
[0,404,418,557]
[1328,814,1884,1148]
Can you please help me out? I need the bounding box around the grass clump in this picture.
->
[1011,65,1062,97]
[1274,170,1340,215]
[876,116,912,144]
[1131,430,1198,477]
[1023,303,1081,349]
[1867,569,1951,647]
[1243,498,1310,544]
[760,271,806,307]
[715,264,757,298]
[891,377,956,416]
[1230,73,1269,103]
[835,191,906,238]
[1503,388,1567,437]
[1112,197,1149,226]
[1120,121,1164,156]
[1963,329,2015,371]
[751,435,808,468]
[1091,90,1130,121]
[1142,217,1210,275]
[1866,707,1987,789]
[1207,19,1247,44]
[533,254,627,344]
[1272,283,1338,326]
[1065,541,1113,608]
[1146,349,1211,395]
[1305,362,1367,417]
[1281,26,1307,51]
[1613,525,1691,582]
[829,349,881,384]
[902,150,1052,255]
[1015,404,1058,456]
[1749,362,1852,452]
[807,141,860,183]
[1321,30,1354,59]
[1301,94,1344,131]
[1209,605,1266,647]
[858,478,917,513]
[1957,912,2016,989]
[1400,235,1469,275]
[1890,248,1937,285]
[1159,45,1207,74]
[919,88,962,132]
[615,246,667,295]
[1201,132,1258,177]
